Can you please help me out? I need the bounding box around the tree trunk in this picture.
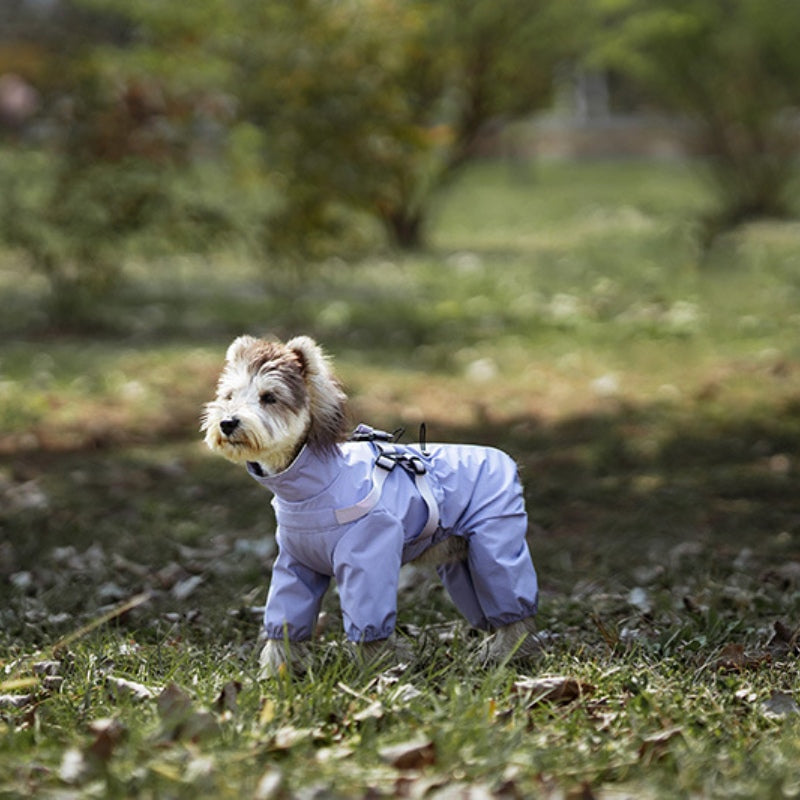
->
[383,208,425,250]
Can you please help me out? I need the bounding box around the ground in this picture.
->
[2,160,800,798]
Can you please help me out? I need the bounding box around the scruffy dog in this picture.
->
[202,335,540,676]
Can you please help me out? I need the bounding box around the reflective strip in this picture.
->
[334,465,392,525]
[414,471,440,539]
[333,446,440,539]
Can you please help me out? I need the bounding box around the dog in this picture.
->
[202,335,540,676]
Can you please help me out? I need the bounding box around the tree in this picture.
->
[0,0,233,323]
[228,0,572,255]
[596,0,800,234]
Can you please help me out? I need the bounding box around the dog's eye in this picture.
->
[223,392,233,401]
[260,392,277,405]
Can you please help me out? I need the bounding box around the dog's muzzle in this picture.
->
[220,417,239,437]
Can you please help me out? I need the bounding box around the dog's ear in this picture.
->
[286,335,326,377]
[286,336,347,451]
[226,335,259,364]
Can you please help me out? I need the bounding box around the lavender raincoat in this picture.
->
[247,425,538,643]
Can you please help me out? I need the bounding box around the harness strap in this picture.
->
[334,442,440,538]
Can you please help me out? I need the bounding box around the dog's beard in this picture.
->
[202,403,311,470]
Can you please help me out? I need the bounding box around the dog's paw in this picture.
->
[478,616,543,666]
[354,634,414,669]
[258,639,311,679]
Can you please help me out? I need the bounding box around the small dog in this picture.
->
[202,335,540,675]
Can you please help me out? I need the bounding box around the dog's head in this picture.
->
[202,335,347,472]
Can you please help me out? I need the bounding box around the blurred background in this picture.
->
[2,0,800,644]
[2,0,800,328]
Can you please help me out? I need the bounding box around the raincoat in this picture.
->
[247,425,538,643]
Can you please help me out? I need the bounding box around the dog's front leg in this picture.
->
[258,638,311,678]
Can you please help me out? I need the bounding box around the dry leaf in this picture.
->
[0,694,35,710]
[768,620,800,656]
[215,680,242,714]
[712,643,770,672]
[761,691,800,719]
[379,738,436,770]
[106,675,156,702]
[179,710,220,742]
[156,682,220,742]
[272,725,304,750]
[638,727,683,764]
[88,717,126,761]
[353,700,385,723]
[513,676,595,706]
[59,747,88,784]
[172,574,204,601]
[32,660,62,677]
[427,781,495,799]
[254,768,283,800]
[157,682,193,721]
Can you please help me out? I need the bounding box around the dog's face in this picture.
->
[202,335,347,473]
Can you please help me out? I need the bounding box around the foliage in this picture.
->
[595,0,800,234]
[226,0,572,256]
[0,0,235,324]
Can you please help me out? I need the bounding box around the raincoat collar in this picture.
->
[246,444,343,503]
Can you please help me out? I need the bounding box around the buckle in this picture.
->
[406,456,426,475]
[376,453,397,471]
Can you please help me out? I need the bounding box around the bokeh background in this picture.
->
[4,2,800,796]
[3,0,800,612]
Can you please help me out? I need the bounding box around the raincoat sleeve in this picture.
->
[263,536,331,641]
[332,510,404,643]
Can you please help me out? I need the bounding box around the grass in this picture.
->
[3,159,800,797]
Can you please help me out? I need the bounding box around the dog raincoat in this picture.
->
[247,425,538,643]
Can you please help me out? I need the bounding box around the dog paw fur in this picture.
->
[258,638,312,679]
[478,616,542,665]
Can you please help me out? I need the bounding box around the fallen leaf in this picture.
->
[379,737,436,770]
[156,682,219,742]
[353,700,385,723]
[316,745,354,763]
[88,717,126,761]
[428,781,495,799]
[215,680,242,714]
[254,768,283,800]
[172,574,204,601]
[711,643,770,672]
[157,682,193,722]
[768,620,800,656]
[106,675,156,702]
[270,725,316,751]
[627,587,652,614]
[0,694,35,710]
[32,660,62,676]
[761,691,800,719]
[638,727,683,764]
[513,676,595,706]
[179,710,220,743]
[59,747,88,784]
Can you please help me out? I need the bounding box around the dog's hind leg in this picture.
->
[479,615,542,665]
[410,535,468,567]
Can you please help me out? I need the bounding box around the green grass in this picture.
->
[3,159,800,798]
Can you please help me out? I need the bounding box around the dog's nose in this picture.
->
[220,417,239,437]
